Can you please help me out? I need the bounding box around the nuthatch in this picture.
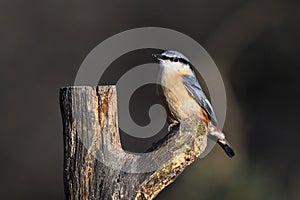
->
[153,50,235,158]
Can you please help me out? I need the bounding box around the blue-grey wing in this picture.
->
[182,74,218,126]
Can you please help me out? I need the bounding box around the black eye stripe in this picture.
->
[170,57,176,62]
[161,55,190,65]
[160,55,167,60]
[178,58,189,64]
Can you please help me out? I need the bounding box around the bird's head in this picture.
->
[153,50,193,75]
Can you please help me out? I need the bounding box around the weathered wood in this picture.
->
[59,86,207,200]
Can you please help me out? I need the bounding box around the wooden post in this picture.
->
[59,86,207,200]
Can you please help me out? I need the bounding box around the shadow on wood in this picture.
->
[59,86,207,200]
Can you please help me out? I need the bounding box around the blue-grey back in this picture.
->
[182,74,218,126]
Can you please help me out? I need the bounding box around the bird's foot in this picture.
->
[168,121,179,132]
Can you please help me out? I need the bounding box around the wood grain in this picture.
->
[59,86,207,200]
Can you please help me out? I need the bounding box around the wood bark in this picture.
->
[59,86,207,200]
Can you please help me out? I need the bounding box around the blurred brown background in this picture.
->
[1,0,299,199]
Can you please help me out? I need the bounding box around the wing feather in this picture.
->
[182,74,218,126]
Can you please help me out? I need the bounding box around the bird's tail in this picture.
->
[217,139,235,158]
[207,123,235,158]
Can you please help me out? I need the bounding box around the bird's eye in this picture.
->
[174,58,178,62]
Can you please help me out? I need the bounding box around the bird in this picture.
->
[153,50,235,158]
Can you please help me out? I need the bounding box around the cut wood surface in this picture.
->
[59,86,208,200]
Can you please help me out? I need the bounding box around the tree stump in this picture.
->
[59,86,207,200]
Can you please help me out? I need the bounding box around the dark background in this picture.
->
[1,0,299,199]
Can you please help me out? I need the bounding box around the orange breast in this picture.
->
[160,70,210,126]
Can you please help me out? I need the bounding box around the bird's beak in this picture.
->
[152,53,163,60]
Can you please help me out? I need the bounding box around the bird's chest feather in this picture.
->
[160,70,200,119]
